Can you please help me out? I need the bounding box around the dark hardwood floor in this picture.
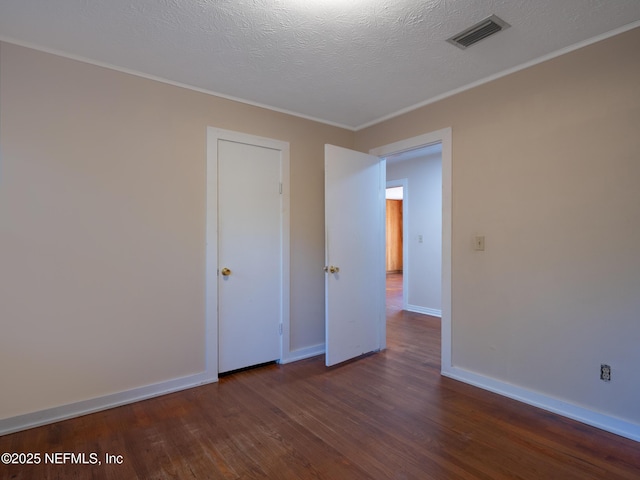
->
[1,273,639,479]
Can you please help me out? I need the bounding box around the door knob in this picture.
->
[220,267,232,276]
[324,265,340,274]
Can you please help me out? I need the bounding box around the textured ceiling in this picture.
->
[1,0,639,130]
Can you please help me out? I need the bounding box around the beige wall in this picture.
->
[356,27,640,425]
[0,42,353,419]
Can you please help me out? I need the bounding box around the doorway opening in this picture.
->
[370,128,452,374]
[385,185,404,275]
[385,184,404,313]
[383,144,442,318]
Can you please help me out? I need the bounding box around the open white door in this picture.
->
[325,144,386,366]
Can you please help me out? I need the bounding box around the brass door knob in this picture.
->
[324,265,340,274]
[220,267,232,276]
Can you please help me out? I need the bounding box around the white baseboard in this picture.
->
[0,372,217,436]
[1,345,327,436]
[406,304,442,317]
[442,366,640,443]
[280,343,325,364]
[10,353,636,445]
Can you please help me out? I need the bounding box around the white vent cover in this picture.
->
[447,15,511,50]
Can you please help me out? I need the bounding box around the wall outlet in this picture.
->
[600,364,611,382]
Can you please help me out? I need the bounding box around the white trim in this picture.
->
[205,130,219,379]
[386,179,409,310]
[279,343,325,364]
[0,372,214,436]
[206,128,291,376]
[370,128,453,374]
[355,20,640,131]
[378,158,388,351]
[444,367,640,443]
[406,305,442,318]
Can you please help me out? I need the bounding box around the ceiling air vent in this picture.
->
[447,15,510,50]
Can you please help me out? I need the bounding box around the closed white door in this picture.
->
[324,144,386,366]
[217,139,283,373]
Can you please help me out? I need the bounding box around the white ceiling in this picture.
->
[1,1,639,130]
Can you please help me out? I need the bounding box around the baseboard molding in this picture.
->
[280,343,325,364]
[406,304,442,318]
[0,372,217,436]
[1,346,327,436]
[442,366,640,443]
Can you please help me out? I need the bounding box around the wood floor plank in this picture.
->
[1,273,639,479]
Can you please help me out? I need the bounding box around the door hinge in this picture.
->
[279,323,283,335]
[279,182,283,194]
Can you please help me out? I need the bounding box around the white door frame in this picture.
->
[205,127,290,380]
[370,127,452,374]
[385,178,409,310]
